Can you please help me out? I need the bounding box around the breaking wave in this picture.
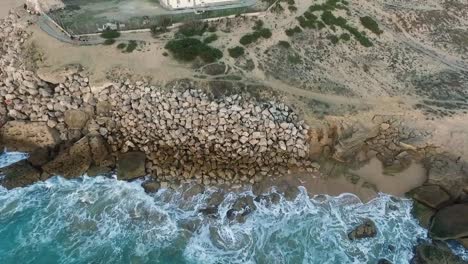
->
[0,152,447,264]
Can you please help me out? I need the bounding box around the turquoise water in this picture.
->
[0,152,458,264]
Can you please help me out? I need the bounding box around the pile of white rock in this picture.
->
[0,10,313,185]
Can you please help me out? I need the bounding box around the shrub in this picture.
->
[125,40,138,53]
[328,35,339,44]
[103,38,115,45]
[258,28,272,38]
[278,40,291,48]
[360,16,383,35]
[151,25,169,37]
[340,33,351,41]
[285,26,302,37]
[117,43,126,49]
[253,20,264,30]
[203,34,218,44]
[165,38,222,62]
[288,53,301,64]
[240,34,256,45]
[228,46,245,58]
[208,25,217,32]
[178,21,207,37]
[288,5,297,12]
[100,29,120,39]
[303,11,317,21]
[287,0,295,5]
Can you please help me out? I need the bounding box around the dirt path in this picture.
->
[0,0,22,19]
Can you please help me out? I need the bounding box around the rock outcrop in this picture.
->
[0,160,41,189]
[0,121,61,152]
[348,219,377,240]
[117,152,146,180]
[430,203,468,240]
[409,185,451,209]
[411,242,466,264]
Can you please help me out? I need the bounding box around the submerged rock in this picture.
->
[117,152,146,180]
[348,219,377,240]
[0,121,61,152]
[0,160,41,189]
[411,242,466,264]
[227,195,257,222]
[430,203,468,240]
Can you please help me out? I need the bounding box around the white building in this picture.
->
[160,0,238,10]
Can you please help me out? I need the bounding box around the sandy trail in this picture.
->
[0,0,22,19]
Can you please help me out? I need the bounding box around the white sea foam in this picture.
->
[0,152,466,264]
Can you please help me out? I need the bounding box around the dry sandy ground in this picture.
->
[28,25,194,86]
[1,0,22,19]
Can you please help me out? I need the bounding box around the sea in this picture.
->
[0,152,467,264]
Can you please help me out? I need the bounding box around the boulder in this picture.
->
[0,160,41,189]
[117,152,146,180]
[64,110,89,129]
[348,219,377,240]
[411,201,436,229]
[0,104,7,127]
[226,195,257,222]
[183,183,205,199]
[409,185,451,209]
[142,180,160,193]
[411,242,466,264]
[36,64,81,84]
[0,121,61,152]
[88,135,112,166]
[425,154,468,199]
[430,203,468,240]
[42,137,91,178]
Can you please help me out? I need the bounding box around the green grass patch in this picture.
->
[165,38,222,63]
[228,46,245,58]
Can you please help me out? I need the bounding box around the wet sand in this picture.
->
[262,158,427,202]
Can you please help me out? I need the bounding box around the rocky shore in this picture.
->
[0,6,467,262]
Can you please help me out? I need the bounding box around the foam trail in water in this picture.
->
[0,152,465,264]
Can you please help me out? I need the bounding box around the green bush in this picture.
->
[125,40,138,53]
[100,29,120,39]
[203,34,218,44]
[207,25,217,32]
[103,38,115,45]
[360,16,383,35]
[288,5,298,12]
[178,21,208,37]
[285,26,302,37]
[117,43,126,49]
[287,0,295,5]
[151,25,169,37]
[328,35,339,44]
[240,34,256,45]
[278,40,291,48]
[340,33,351,41]
[165,38,222,62]
[228,46,245,58]
[258,28,272,38]
[253,20,264,30]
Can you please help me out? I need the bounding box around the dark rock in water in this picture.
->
[227,196,257,222]
[411,242,466,264]
[183,184,204,200]
[142,180,160,193]
[117,152,146,180]
[0,160,41,189]
[42,136,91,178]
[377,259,392,264]
[28,147,52,167]
[207,191,224,207]
[411,201,436,229]
[348,219,377,240]
[255,192,281,205]
[430,203,468,240]
[409,185,451,209]
[284,186,300,201]
[199,206,219,218]
[0,121,61,152]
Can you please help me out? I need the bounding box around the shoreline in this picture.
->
[1,2,468,262]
